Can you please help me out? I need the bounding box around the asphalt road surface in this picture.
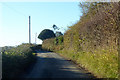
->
[22,51,95,79]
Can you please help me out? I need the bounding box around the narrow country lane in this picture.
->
[22,51,95,79]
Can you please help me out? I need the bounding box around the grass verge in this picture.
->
[57,49,118,78]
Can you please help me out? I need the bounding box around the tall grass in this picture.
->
[58,49,118,78]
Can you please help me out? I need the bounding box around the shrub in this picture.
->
[41,2,119,78]
[2,44,37,78]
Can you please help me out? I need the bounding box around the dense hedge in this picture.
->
[42,36,64,51]
[2,44,37,78]
[42,36,118,78]
[42,2,119,78]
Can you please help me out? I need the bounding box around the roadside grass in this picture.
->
[118,48,120,79]
[42,36,118,78]
[57,49,118,78]
[42,37,118,78]
[2,43,37,78]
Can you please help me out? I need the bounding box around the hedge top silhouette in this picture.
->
[38,29,55,40]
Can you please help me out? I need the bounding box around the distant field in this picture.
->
[0,46,14,52]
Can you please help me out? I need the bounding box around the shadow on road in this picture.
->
[19,51,96,80]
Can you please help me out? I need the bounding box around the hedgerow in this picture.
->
[42,2,119,78]
[2,43,37,78]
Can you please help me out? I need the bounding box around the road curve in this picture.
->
[22,51,95,79]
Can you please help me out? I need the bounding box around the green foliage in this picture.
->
[38,29,55,40]
[55,36,63,45]
[42,38,55,51]
[1,46,14,52]
[59,49,118,78]
[42,2,119,78]
[2,44,37,78]
[55,31,63,37]
[42,36,64,51]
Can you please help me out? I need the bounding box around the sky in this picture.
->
[0,2,82,47]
